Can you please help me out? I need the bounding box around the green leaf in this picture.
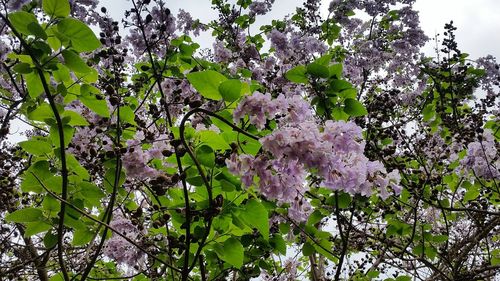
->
[307,63,330,78]
[13,62,33,74]
[25,72,45,98]
[314,54,333,66]
[270,235,287,255]
[222,238,244,268]
[62,110,89,126]
[119,105,137,126]
[72,228,94,246]
[103,168,126,192]
[332,107,349,121]
[330,79,352,91]
[8,11,38,36]
[50,124,74,148]
[285,65,308,84]
[240,199,269,239]
[433,234,448,243]
[42,195,60,214]
[79,182,104,199]
[312,238,337,262]
[422,104,435,121]
[199,130,230,150]
[21,161,53,193]
[28,103,54,122]
[219,79,242,102]
[307,210,324,226]
[19,140,52,156]
[6,208,44,223]
[80,88,110,118]
[464,185,480,202]
[329,64,343,78]
[196,145,215,168]
[302,242,315,256]
[344,98,368,116]
[44,232,58,248]
[43,0,70,18]
[57,18,101,52]
[66,153,90,178]
[28,22,48,39]
[326,192,352,209]
[61,49,92,73]
[187,70,227,100]
[24,221,53,237]
[220,179,236,192]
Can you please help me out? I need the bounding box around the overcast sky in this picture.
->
[102,0,500,59]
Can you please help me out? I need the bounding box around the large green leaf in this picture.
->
[6,208,44,223]
[187,70,227,100]
[118,105,137,126]
[57,18,101,52]
[344,98,368,117]
[8,11,38,36]
[62,110,89,126]
[307,63,330,78]
[61,49,92,73]
[329,64,343,78]
[219,79,242,102]
[43,0,70,18]
[221,238,244,268]
[25,72,45,98]
[196,144,215,168]
[79,182,105,207]
[50,124,75,148]
[19,139,52,156]
[21,161,53,193]
[80,94,110,118]
[72,228,94,246]
[240,199,269,239]
[24,221,53,237]
[199,130,230,150]
[285,65,308,84]
[28,103,54,122]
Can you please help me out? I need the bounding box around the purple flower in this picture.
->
[104,214,144,266]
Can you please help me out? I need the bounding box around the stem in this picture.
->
[79,63,123,281]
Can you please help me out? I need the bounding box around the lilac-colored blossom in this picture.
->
[104,214,144,266]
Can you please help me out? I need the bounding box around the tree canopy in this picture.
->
[0,0,499,280]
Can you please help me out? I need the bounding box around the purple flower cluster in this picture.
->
[213,41,233,63]
[330,0,427,99]
[248,0,275,17]
[460,129,500,180]
[226,154,311,221]
[103,214,144,266]
[476,55,500,98]
[233,92,313,129]
[177,9,205,36]
[261,120,401,198]
[122,131,170,180]
[126,6,176,58]
[267,29,327,61]
[228,119,401,220]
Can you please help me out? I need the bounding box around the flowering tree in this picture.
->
[0,0,499,280]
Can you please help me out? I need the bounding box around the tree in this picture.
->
[0,0,498,280]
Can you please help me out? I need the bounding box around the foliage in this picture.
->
[0,0,498,281]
